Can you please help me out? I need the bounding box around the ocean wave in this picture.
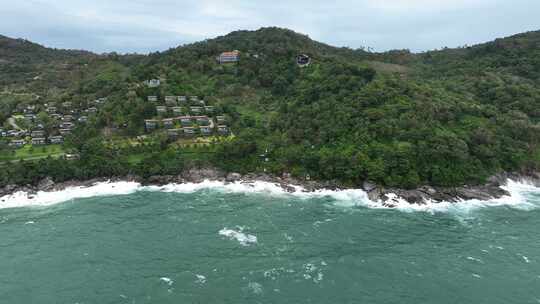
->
[0,181,140,210]
[0,179,538,213]
[219,227,258,246]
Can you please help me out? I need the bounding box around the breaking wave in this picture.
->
[0,181,140,209]
[0,179,538,213]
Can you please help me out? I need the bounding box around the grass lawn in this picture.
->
[0,144,65,162]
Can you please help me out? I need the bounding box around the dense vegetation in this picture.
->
[0,28,539,189]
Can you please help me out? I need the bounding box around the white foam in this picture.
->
[0,181,141,210]
[159,277,173,286]
[0,178,538,214]
[219,227,257,246]
[195,274,206,284]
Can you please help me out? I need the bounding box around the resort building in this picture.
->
[217,125,229,135]
[165,96,177,103]
[183,127,196,137]
[180,117,192,127]
[172,107,183,115]
[59,122,75,129]
[167,129,182,139]
[196,116,210,126]
[156,106,167,115]
[145,120,159,130]
[144,79,161,88]
[200,126,212,136]
[163,118,175,129]
[216,116,227,124]
[190,106,203,114]
[218,50,240,64]
[31,130,45,138]
[49,136,64,144]
[31,137,47,145]
[59,129,72,135]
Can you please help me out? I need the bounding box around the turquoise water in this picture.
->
[1,186,540,303]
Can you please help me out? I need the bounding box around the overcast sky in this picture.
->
[1,0,538,54]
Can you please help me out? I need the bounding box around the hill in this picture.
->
[0,27,538,192]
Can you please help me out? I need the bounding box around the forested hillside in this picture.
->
[0,28,538,189]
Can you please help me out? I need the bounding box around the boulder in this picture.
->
[362,181,377,192]
[37,177,55,192]
[226,173,242,182]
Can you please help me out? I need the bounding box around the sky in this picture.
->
[0,0,538,54]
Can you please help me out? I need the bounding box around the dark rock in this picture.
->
[226,173,242,182]
[367,187,382,202]
[146,175,175,185]
[37,177,55,192]
[183,168,225,183]
[362,181,377,192]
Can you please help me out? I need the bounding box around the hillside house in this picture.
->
[297,54,311,67]
[218,50,240,64]
[183,127,196,137]
[65,154,80,161]
[163,118,175,129]
[31,130,45,138]
[31,137,46,145]
[165,96,177,103]
[200,126,212,136]
[78,116,88,123]
[178,96,187,102]
[86,107,98,114]
[189,96,199,102]
[166,100,177,107]
[9,139,25,148]
[156,106,167,115]
[190,106,203,114]
[49,136,64,144]
[172,107,183,115]
[216,116,226,124]
[218,125,229,135]
[196,116,210,126]
[59,129,72,136]
[148,96,158,102]
[62,115,74,122]
[50,113,62,120]
[60,122,75,129]
[167,129,182,139]
[62,102,72,108]
[204,106,214,113]
[145,120,159,130]
[180,117,192,127]
[144,79,161,88]
[46,106,57,114]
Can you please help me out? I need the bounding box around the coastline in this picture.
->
[0,168,539,207]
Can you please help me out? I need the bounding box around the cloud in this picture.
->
[0,0,538,53]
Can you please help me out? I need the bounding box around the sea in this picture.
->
[0,180,539,304]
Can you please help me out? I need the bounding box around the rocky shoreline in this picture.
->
[0,168,539,206]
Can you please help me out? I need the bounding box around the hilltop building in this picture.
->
[218,51,240,64]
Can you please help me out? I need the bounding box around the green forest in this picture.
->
[0,28,539,189]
